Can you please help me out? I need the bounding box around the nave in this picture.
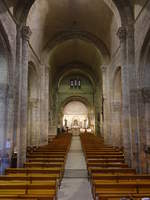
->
[0,132,150,200]
[58,135,93,200]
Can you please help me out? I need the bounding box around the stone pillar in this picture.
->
[49,72,57,137]
[40,65,49,145]
[0,84,8,157]
[101,65,111,144]
[117,27,131,166]
[126,25,140,171]
[142,88,150,173]
[0,85,8,174]
[45,66,49,142]
[28,98,40,147]
[13,25,22,156]
[95,85,101,135]
[5,88,14,158]
[111,102,122,147]
[14,25,31,167]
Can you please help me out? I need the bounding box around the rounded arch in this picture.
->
[14,0,132,27]
[59,96,92,130]
[60,96,91,112]
[57,65,96,90]
[42,31,110,64]
[63,101,88,115]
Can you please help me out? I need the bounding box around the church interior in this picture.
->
[0,0,150,199]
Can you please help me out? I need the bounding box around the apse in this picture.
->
[63,101,88,129]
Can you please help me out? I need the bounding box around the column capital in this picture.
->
[117,27,126,42]
[22,26,32,41]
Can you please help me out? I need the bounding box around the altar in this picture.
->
[72,127,80,136]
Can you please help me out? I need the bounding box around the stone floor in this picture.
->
[58,135,93,200]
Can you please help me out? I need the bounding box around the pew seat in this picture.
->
[87,159,125,163]
[93,182,150,199]
[89,167,136,174]
[24,162,64,168]
[5,168,61,175]
[27,158,64,162]
[87,163,128,168]
[91,173,150,181]
[98,193,150,200]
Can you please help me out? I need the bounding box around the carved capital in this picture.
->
[117,27,126,42]
[22,26,32,41]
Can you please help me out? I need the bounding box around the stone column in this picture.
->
[126,25,140,171]
[45,66,49,142]
[13,25,22,157]
[117,27,131,166]
[40,65,49,145]
[28,98,40,146]
[0,84,8,174]
[5,88,14,159]
[49,72,57,137]
[142,88,150,173]
[15,25,31,167]
[111,102,122,147]
[101,65,111,144]
[94,84,101,135]
[0,84,8,157]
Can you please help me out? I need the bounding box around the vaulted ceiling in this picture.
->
[4,0,145,85]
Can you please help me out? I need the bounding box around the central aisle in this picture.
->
[58,135,93,200]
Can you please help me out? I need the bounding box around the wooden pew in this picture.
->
[87,163,128,168]
[93,182,150,200]
[27,158,64,162]
[5,167,61,175]
[98,193,150,200]
[24,162,64,168]
[0,181,56,199]
[87,158,125,163]
[0,174,59,181]
[91,174,150,181]
[80,133,150,200]
[89,167,136,175]
[0,134,72,200]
